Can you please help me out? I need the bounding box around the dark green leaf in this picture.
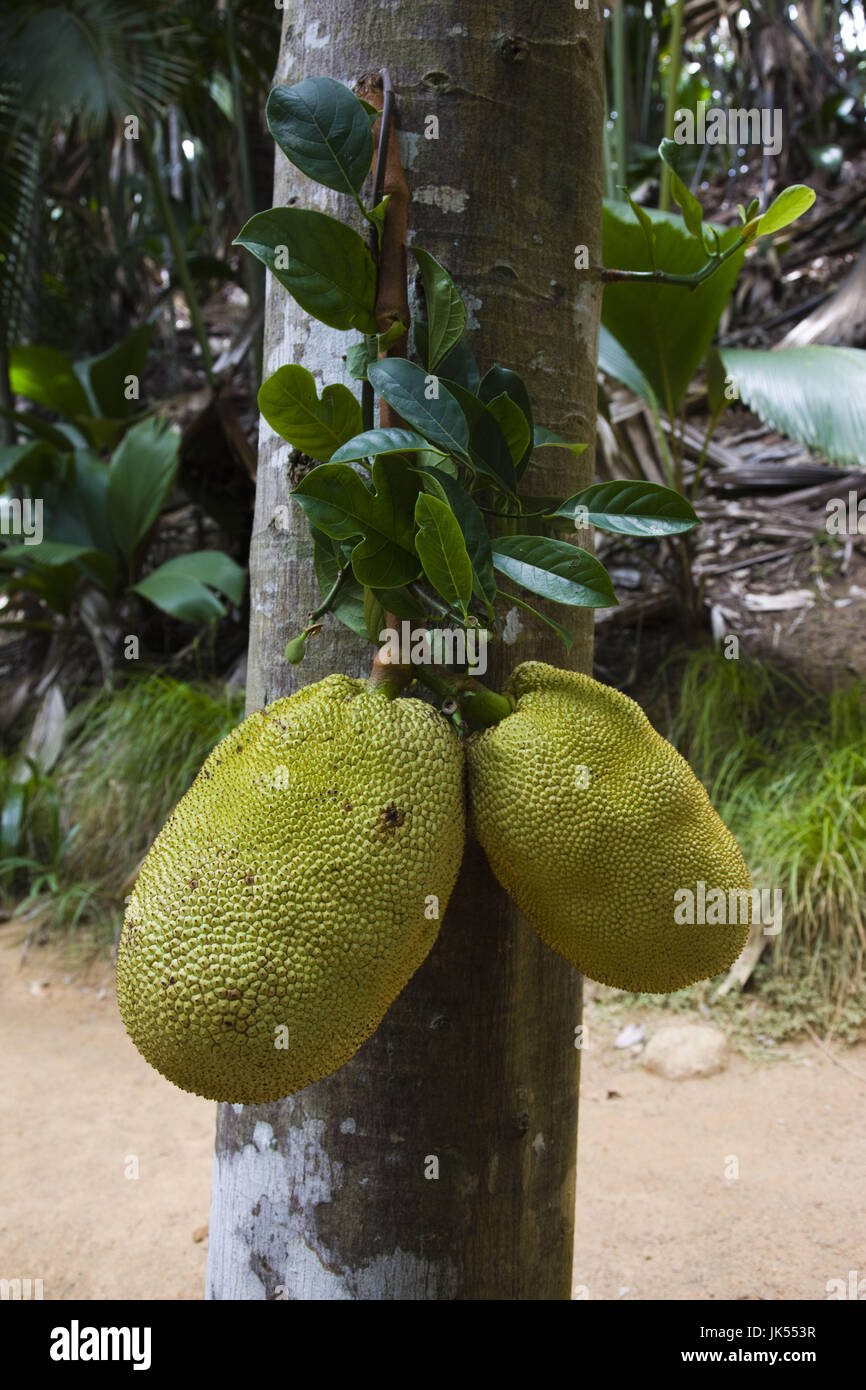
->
[331,427,446,464]
[294,455,422,588]
[258,365,362,461]
[491,535,618,607]
[9,346,91,420]
[549,480,700,536]
[411,247,467,371]
[442,380,517,494]
[131,568,226,621]
[82,322,154,420]
[346,337,378,380]
[602,201,745,415]
[414,321,480,391]
[479,365,534,472]
[364,586,387,644]
[312,534,368,638]
[414,493,473,615]
[235,208,378,333]
[368,359,470,459]
[597,325,658,409]
[107,419,180,565]
[413,464,496,605]
[266,78,374,197]
[137,550,246,604]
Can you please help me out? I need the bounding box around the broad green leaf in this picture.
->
[442,380,516,494]
[107,418,180,565]
[602,201,745,416]
[0,408,80,451]
[312,533,368,637]
[670,172,704,239]
[258,365,362,461]
[372,586,427,620]
[293,455,422,588]
[331,427,446,464]
[40,449,116,566]
[491,535,618,607]
[81,322,155,420]
[346,337,378,380]
[0,440,55,487]
[550,480,700,536]
[486,392,531,467]
[414,493,473,616]
[137,550,246,604]
[597,324,658,409]
[132,568,226,621]
[756,185,816,237]
[532,426,588,455]
[235,208,378,333]
[479,365,534,472]
[368,359,470,460]
[718,345,866,467]
[498,590,574,650]
[411,247,467,371]
[414,321,480,391]
[413,463,496,606]
[0,540,116,594]
[364,586,387,644]
[9,346,91,420]
[266,77,374,197]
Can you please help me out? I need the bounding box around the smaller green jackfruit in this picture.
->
[466,662,751,993]
[116,675,465,1103]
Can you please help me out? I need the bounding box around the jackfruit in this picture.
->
[116,674,464,1103]
[466,661,751,992]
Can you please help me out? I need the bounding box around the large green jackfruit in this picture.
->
[466,662,751,992]
[116,675,464,1102]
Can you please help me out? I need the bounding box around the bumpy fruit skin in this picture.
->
[466,661,751,993]
[116,675,464,1103]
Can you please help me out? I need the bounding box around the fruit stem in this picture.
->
[412,664,515,728]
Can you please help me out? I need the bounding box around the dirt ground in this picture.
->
[2,933,864,1302]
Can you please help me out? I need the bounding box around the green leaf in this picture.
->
[312,533,368,637]
[368,359,470,459]
[0,440,56,488]
[366,195,390,247]
[293,455,422,588]
[377,318,407,351]
[364,586,387,643]
[479,366,534,472]
[411,247,467,371]
[131,568,226,622]
[717,345,866,467]
[0,540,116,595]
[9,346,92,420]
[266,78,374,197]
[491,535,618,608]
[346,338,378,380]
[136,550,246,604]
[107,419,180,565]
[414,464,496,606]
[373,586,428,620]
[670,172,704,239]
[602,201,745,415]
[258,365,362,461]
[331,428,446,464]
[532,426,588,455]
[756,185,816,237]
[414,493,473,616]
[82,322,154,420]
[597,324,658,409]
[485,392,531,468]
[235,208,378,333]
[442,380,517,494]
[657,138,680,174]
[413,321,480,391]
[550,480,700,536]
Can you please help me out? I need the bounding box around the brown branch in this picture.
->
[357,70,410,429]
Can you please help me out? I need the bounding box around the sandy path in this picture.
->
[2,935,863,1301]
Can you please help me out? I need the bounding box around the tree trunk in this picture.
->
[207,0,604,1301]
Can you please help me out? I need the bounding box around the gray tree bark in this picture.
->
[207,0,604,1301]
